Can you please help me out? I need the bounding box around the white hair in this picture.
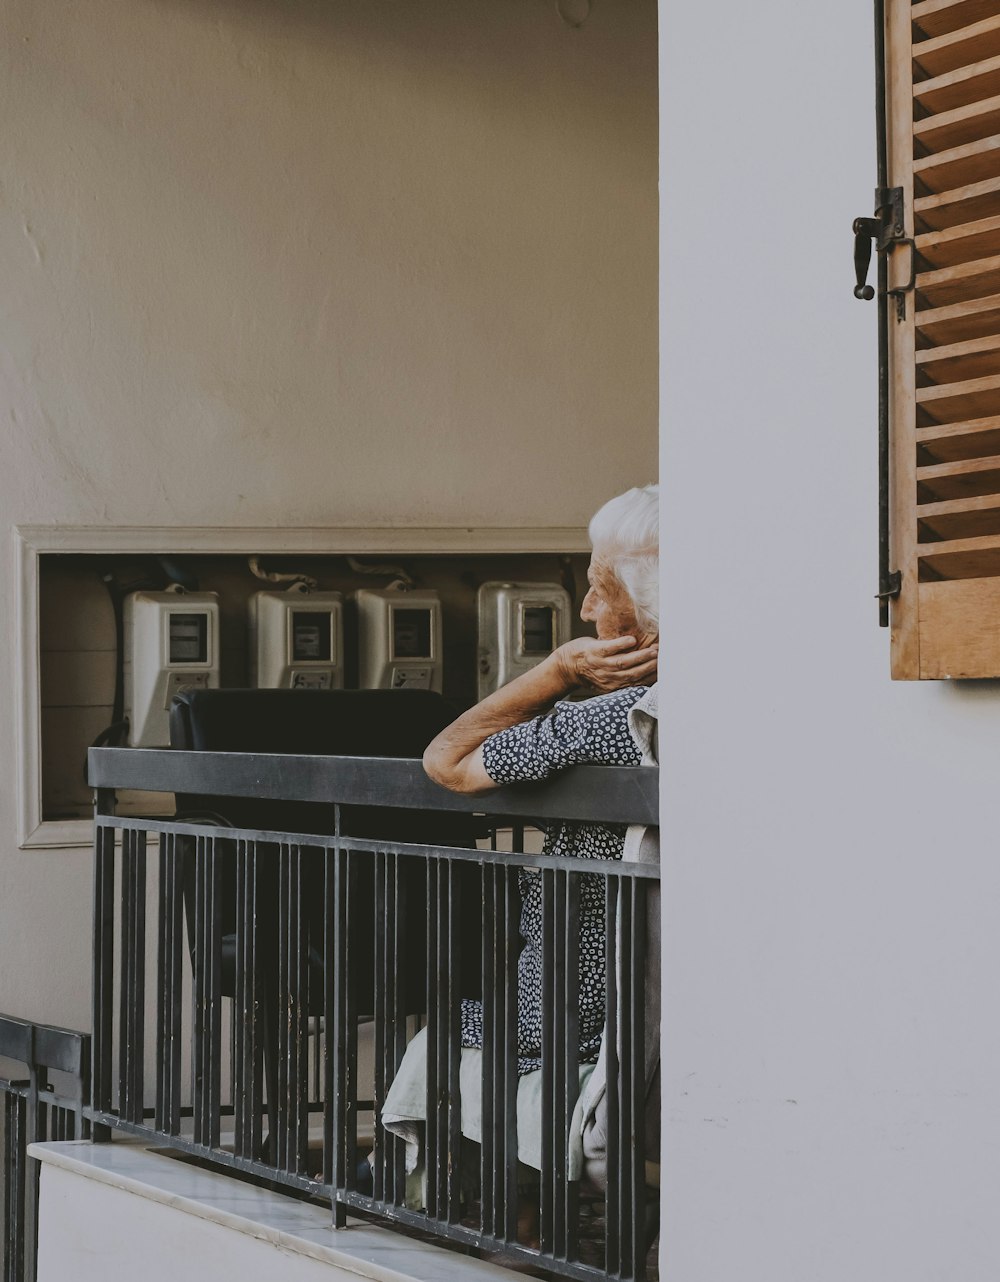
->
[588,484,659,633]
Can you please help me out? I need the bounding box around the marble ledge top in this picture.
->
[29,1140,527,1282]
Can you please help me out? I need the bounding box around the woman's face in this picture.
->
[580,556,639,640]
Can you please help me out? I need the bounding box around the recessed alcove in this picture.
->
[17,527,591,847]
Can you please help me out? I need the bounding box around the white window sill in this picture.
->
[30,1139,532,1282]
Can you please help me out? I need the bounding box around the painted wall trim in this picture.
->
[16,526,591,556]
[14,524,590,849]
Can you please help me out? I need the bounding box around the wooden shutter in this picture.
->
[886,0,1000,676]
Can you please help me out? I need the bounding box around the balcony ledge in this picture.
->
[30,1140,533,1282]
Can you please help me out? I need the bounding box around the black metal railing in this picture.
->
[0,1016,90,1282]
[88,747,659,1280]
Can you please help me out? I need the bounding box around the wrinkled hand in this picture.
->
[553,635,659,693]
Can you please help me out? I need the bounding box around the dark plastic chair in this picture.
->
[168,687,482,1158]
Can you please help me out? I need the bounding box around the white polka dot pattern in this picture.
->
[461,685,648,1074]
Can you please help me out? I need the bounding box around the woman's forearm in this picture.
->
[422,634,658,793]
[422,653,573,793]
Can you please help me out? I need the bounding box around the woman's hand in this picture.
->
[552,635,658,693]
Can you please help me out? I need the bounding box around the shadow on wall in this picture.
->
[150,0,658,165]
[944,679,1000,700]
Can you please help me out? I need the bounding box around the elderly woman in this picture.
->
[423,484,659,1073]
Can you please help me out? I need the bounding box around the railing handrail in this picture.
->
[0,1015,90,1078]
[88,748,659,827]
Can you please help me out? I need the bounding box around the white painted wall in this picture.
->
[660,1,1000,1278]
[0,0,656,1029]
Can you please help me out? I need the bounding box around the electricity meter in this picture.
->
[249,587,345,690]
[477,581,572,699]
[355,589,443,692]
[123,588,220,746]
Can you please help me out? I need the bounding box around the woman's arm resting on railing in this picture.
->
[422,635,658,794]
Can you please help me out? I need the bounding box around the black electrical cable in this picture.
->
[81,571,130,782]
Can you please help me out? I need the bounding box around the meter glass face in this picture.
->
[392,608,432,659]
[521,606,555,656]
[169,613,208,664]
[291,612,332,662]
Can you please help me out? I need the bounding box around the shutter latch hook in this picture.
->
[853,187,916,321]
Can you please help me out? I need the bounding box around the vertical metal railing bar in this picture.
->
[330,827,359,1227]
[444,858,462,1225]
[540,867,556,1254]
[372,847,404,1208]
[4,1092,26,1282]
[311,1016,321,1107]
[192,833,206,1144]
[627,881,647,1282]
[124,828,147,1128]
[208,833,224,1151]
[233,838,262,1159]
[276,842,290,1167]
[563,871,581,1264]
[284,842,309,1175]
[132,825,147,1128]
[617,877,635,1281]
[134,828,148,1127]
[502,862,519,1245]
[192,834,222,1148]
[167,831,182,1138]
[343,853,359,1200]
[92,795,117,1136]
[424,857,440,1220]
[372,850,387,1203]
[296,844,309,1174]
[233,838,249,1157]
[553,870,568,1260]
[604,875,621,1278]
[434,855,448,1221]
[117,828,134,1127]
[21,1081,41,1282]
[390,852,406,1207]
[3,1092,24,1282]
[302,852,318,1172]
[480,865,497,1237]
[322,839,336,1192]
[156,832,183,1135]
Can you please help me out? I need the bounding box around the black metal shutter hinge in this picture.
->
[854,185,907,623]
[853,187,916,322]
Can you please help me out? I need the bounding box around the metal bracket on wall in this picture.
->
[853,187,915,322]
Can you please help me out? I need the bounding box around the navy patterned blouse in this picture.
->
[459,685,648,1074]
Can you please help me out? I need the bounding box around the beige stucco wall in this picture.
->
[0,0,656,1027]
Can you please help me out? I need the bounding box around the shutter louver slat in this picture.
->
[912,53,1000,115]
[887,0,1000,674]
[915,177,1000,231]
[914,136,1000,192]
[912,0,999,42]
[917,493,1000,541]
[916,372,1000,418]
[916,533,1000,579]
[917,215,1000,268]
[917,253,1000,306]
[912,14,1000,78]
[915,414,1000,457]
[914,292,1000,343]
[916,331,1000,383]
[913,93,1000,151]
